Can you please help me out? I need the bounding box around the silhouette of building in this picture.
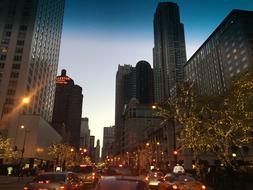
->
[114,61,154,155]
[52,69,83,149]
[153,2,187,102]
[80,117,90,150]
[102,126,115,160]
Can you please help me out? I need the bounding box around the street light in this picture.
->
[152,104,177,167]
[22,97,30,105]
[14,97,30,147]
[18,125,30,176]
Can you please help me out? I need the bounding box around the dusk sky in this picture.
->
[58,0,253,143]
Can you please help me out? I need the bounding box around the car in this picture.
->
[145,171,164,188]
[72,164,100,185]
[94,176,150,190]
[104,165,134,176]
[158,173,207,190]
[23,172,82,190]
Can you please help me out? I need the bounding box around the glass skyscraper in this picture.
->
[153,2,187,102]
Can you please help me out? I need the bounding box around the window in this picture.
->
[4,24,12,29]
[19,25,28,31]
[5,31,11,37]
[10,72,19,78]
[0,62,4,69]
[5,98,14,105]
[13,55,22,61]
[12,64,20,69]
[7,89,15,95]
[1,39,9,45]
[17,40,25,46]
[15,47,23,53]
[8,80,17,87]
[0,55,6,60]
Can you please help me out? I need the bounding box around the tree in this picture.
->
[0,136,18,159]
[157,72,253,168]
[48,143,75,170]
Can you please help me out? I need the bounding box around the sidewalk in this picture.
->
[0,176,33,184]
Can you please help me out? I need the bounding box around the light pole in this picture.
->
[18,125,30,176]
[152,104,177,167]
[14,97,30,146]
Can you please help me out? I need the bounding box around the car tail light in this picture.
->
[23,187,29,190]
[201,185,207,190]
[58,186,65,190]
[172,185,179,189]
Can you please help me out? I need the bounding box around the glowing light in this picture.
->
[22,97,30,104]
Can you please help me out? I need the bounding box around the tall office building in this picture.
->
[102,126,115,160]
[80,117,90,149]
[136,61,154,104]
[153,2,187,102]
[115,64,133,155]
[0,0,65,124]
[52,69,83,149]
[185,10,253,96]
[0,0,65,164]
[114,61,154,154]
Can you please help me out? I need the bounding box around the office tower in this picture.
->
[0,0,65,124]
[136,61,154,104]
[95,139,100,163]
[185,10,253,96]
[0,0,65,165]
[52,69,83,149]
[102,126,115,160]
[89,135,95,162]
[153,2,187,102]
[114,61,154,154]
[114,64,133,155]
[80,117,90,149]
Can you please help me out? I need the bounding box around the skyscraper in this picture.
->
[114,61,154,154]
[153,2,187,102]
[0,0,65,164]
[102,126,115,160]
[136,61,154,104]
[52,69,83,149]
[0,0,65,124]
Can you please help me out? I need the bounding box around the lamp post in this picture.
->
[14,97,30,146]
[18,125,30,176]
[152,104,177,167]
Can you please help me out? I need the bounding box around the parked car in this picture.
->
[72,164,100,185]
[158,173,207,190]
[23,172,82,190]
[94,176,150,190]
[145,171,164,188]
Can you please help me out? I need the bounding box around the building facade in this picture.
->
[185,9,253,96]
[80,117,90,150]
[153,2,187,102]
[102,126,115,161]
[52,69,83,149]
[114,61,154,155]
[0,0,65,124]
[0,0,65,163]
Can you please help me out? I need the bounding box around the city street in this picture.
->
[0,176,95,190]
[0,176,33,190]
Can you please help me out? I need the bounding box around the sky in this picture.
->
[58,0,253,145]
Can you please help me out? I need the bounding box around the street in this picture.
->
[0,176,32,190]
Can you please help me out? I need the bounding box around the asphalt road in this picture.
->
[0,176,95,190]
